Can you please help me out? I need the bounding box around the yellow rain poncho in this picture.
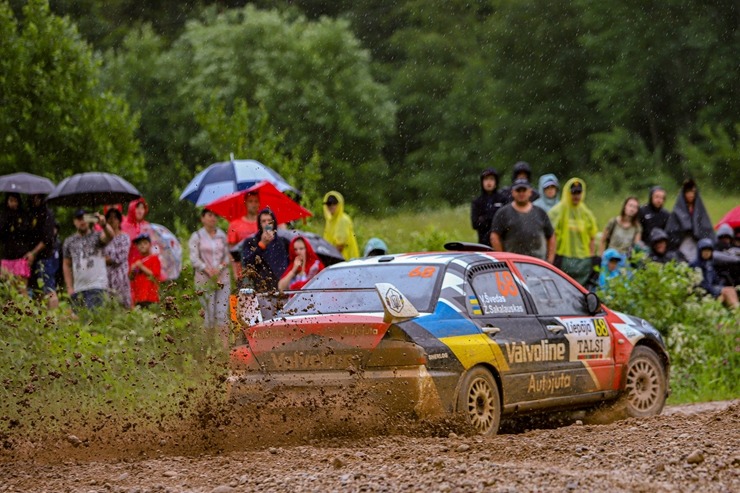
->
[548,177,598,258]
[322,191,359,260]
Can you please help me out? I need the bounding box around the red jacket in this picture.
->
[130,254,161,304]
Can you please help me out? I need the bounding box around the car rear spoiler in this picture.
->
[375,283,420,324]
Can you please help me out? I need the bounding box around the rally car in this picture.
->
[228,244,669,435]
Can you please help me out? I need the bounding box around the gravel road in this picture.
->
[1,400,737,492]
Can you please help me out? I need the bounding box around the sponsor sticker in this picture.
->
[562,317,611,361]
[504,340,566,364]
[385,287,405,314]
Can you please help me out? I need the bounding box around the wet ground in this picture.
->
[1,400,737,492]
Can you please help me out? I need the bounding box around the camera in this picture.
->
[82,213,99,224]
[264,224,273,232]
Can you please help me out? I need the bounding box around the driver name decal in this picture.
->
[504,340,566,363]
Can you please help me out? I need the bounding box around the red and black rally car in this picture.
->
[229,246,669,435]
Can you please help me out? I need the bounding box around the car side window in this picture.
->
[515,262,589,316]
[469,267,527,316]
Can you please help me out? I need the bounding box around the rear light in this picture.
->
[229,345,260,371]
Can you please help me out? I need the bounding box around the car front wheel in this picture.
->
[622,346,667,418]
[456,367,501,435]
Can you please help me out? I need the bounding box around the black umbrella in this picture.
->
[230,229,344,266]
[0,172,55,195]
[46,172,141,207]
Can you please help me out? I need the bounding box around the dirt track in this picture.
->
[1,400,737,492]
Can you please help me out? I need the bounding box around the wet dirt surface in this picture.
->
[1,400,737,492]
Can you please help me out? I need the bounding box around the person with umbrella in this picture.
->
[241,208,289,293]
[25,194,59,308]
[227,192,260,248]
[62,209,114,311]
[0,192,32,289]
[122,197,150,266]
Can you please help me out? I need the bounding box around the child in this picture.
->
[599,249,626,289]
[129,233,161,308]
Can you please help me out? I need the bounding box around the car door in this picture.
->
[513,261,615,397]
[465,262,558,407]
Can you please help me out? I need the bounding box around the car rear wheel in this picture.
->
[456,367,500,436]
[622,346,667,418]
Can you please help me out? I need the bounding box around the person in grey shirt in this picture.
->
[63,209,113,311]
[490,178,555,263]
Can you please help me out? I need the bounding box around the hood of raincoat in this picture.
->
[288,236,324,273]
[547,177,598,258]
[665,184,714,241]
[649,227,669,245]
[480,168,499,193]
[716,223,733,239]
[534,173,560,211]
[601,248,625,268]
[647,186,666,212]
[322,191,345,220]
[126,197,149,225]
[697,238,714,252]
[363,237,388,257]
[511,161,532,182]
[256,207,278,236]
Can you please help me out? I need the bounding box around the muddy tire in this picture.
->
[584,346,667,424]
[456,367,501,436]
[621,346,667,418]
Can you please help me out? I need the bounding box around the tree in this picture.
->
[169,5,396,207]
[0,0,143,183]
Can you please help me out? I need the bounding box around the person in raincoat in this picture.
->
[363,238,388,257]
[470,168,507,246]
[322,191,359,260]
[121,197,150,266]
[548,178,599,288]
[278,236,325,292]
[690,238,739,309]
[599,249,627,289]
[665,179,715,262]
[532,174,560,213]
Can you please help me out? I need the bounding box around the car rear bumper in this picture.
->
[227,366,455,418]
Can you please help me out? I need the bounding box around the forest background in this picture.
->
[1,0,738,230]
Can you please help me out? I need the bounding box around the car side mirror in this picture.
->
[585,292,601,315]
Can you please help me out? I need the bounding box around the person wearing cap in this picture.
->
[322,191,359,259]
[470,168,507,246]
[665,179,715,262]
[638,186,670,244]
[501,161,541,205]
[62,209,114,311]
[548,178,599,288]
[489,178,555,263]
[690,238,739,309]
[129,232,161,308]
[532,173,560,213]
[647,228,685,264]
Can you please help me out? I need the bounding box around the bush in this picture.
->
[599,257,740,403]
[0,278,226,438]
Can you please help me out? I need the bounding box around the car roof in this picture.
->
[335,251,551,268]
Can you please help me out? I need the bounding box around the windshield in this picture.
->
[280,264,443,315]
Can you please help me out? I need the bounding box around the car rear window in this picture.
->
[280,264,442,315]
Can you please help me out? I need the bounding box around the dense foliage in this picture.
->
[599,257,740,402]
[4,0,737,218]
